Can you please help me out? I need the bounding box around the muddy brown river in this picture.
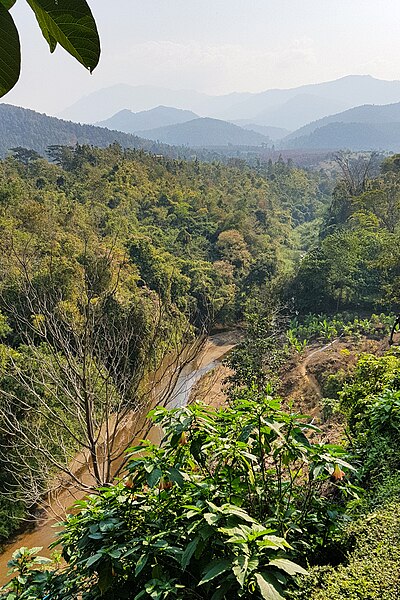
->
[0,331,236,583]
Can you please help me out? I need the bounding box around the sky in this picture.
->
[4,0,400,116]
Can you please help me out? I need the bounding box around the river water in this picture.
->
[0,331,236,582]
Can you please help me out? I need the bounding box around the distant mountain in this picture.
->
[137,118,269,147]
[61,76,400,131]
[219,75,400,125]
[0,103,181,158]
[97,106,199,134]
[248,94,346,130]
[60,84,250,124]
[238,123,290,141]
[285,121,400,151]
[286,101,400,140]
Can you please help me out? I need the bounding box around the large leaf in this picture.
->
[0,2,20,97]
[269,558,308,576]
[26,0,100,72]
[0,1,17,9]
[255,572,285,600]
[199,559,232,585]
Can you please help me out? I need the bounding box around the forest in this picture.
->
[0,145,400,599]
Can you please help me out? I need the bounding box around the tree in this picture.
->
[0,0,100,97]
[0,242,203,511]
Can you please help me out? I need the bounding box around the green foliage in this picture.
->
[288,502,400,600]
[0,0,100,97]
[288,313,393,344]
[1,393,357,598]
[2,547,54,599]
[0,2,20,97]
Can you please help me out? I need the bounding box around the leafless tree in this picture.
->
[333,151,380,197]
[0,239,207,512]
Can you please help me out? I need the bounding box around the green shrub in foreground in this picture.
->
[1,393,356,599]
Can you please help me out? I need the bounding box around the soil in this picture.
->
[0,330,391,583]
[0,331,238,584]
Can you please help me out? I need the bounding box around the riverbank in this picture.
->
[0,331,237,583]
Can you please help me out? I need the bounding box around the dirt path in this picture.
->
[297,339,342,403]
[0,331,237,583]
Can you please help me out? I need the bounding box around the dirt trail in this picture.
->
[297,339,342,403]
[0,331,237,583]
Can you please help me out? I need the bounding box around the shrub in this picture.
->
[1,393,356,599]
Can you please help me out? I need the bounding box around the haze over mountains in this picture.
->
[5,74,400,156]
[97,106,199,134]
[62,75,400,131]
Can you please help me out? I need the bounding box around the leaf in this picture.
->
[26,0,100,72]
[0,2,20,97]
[98,566,113,594]
[135,553,148,577]
[0,1,16,9]
[86,553,103,568]
[146,467,162,488]
[168,466,184,487]
[233,555,249,587]
[255,572,285,600]
[199,559,232,585]
[181,536,200,570]
[269,558,308,576]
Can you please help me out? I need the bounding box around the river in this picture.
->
[0,331,236,582]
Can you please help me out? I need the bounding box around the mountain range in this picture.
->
[6,74,400,157]
[285,101,400,150]
[61,75,400,131]
[0,103,184,158]
[97,106,199,134]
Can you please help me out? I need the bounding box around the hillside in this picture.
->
[247,93,346,131]
[0,103,180,158]
[137,117,270,147]
[97,106,199,134]
[239,123,290,140]
[285,121,400,151]
[286,101,400,141]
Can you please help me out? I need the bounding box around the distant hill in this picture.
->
[60,84,250,124]
[137,118,270,147]
[248,94,346,130]
[286,101,400,140]
[285,121,400,151]
[0,103,181,158]
[238,123,290,141]
[220,75,400,125]
[97,106,199,134]
[61,76,400,130]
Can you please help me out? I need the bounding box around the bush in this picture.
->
[1,393,356,599]
[288,501,400,600]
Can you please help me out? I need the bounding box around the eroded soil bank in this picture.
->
[0,331,237,583]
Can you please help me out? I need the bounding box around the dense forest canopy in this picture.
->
[2,145,400,599]
[0,143,331,540]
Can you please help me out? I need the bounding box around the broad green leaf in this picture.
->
[181,536,200,570]
[255,572,285,600]
[269,558,308,576]
[146,467,162,488]
[86,553,103,568]
[0,2,20,97]
[0,1,16,9]
[233,555,249,587]
[135,553,148,577]
[199,559,232,585]
[26,0,100,72]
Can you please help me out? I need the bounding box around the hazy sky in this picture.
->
[4,0,400,116]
